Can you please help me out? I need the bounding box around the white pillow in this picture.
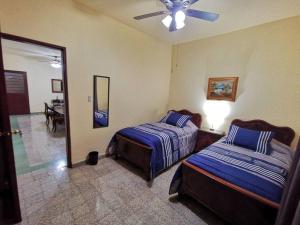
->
[185,120,198,130]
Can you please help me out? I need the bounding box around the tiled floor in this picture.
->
[16,157,228,225]
[13,114,227,225]
[10,114,66,175]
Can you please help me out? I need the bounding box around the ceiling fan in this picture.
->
[134,0,219,32]
[39,56,62,68]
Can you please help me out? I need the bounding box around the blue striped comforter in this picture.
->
[94,110,108,126]
[170,139,292,203]
[108,122,197,178]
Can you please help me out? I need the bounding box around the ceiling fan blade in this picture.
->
[188,0,199,5]
[47,54,61,58]
[134,11,168,20]
[160,0,173,7]
[186,9,219,22]
[169,17,177,32]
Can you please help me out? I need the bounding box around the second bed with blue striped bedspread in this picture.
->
[170,139,292,203]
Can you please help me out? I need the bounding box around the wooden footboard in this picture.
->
[179,161,278,225]
[115,134,152,180]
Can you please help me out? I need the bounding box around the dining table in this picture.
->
[49,104,64,115]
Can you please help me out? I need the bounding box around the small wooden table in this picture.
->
[49,105,64,115]
[195,128,225,152]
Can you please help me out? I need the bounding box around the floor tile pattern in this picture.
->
[11,114,66,175]
[17,158,228,225]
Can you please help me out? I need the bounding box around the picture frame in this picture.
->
[51,79,63,93]
[207,77,239,101]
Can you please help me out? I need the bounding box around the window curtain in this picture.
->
[275,138,300,225]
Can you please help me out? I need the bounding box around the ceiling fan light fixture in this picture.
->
[176,21,185,30]
[175,10,186,30]
[175,10,186,23]
[162,15,172,28]
[51,63,61,68]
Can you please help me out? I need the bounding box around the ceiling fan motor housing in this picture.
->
[162,0,192,12]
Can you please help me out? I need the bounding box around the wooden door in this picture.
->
[4,70,30,115]
[0,37,22,224]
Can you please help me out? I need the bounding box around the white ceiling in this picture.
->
[75,0,300,44]
[2,39,62,62]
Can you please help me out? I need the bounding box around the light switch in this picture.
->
[88,96,92,102]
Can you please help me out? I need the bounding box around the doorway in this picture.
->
[1,33,72,168]
[0,33,72,224]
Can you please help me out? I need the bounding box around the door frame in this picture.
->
[4,70,30,115]
[0,32,72,168]
[0,32,21,225]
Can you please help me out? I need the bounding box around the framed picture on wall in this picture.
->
[51,79,63,93]
[207,77,239,101]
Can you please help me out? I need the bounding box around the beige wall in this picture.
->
[1,0,298,163]
[168,16,300,149]
[3,52,63,113]
[0,0,172,163]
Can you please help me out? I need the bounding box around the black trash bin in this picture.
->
[87,151,99,165]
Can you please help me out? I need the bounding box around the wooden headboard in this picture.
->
[232,119,295,146]
[172,109,202,128]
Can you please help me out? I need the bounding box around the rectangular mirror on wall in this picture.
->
[93,75,110,128]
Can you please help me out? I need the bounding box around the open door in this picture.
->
[0,34,22,224]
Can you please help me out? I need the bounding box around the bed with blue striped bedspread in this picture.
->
[170,139,292,203]
[108,122,198,178]
[94,110,108,126]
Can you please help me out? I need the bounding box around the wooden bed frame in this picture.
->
[178,119,295,225]
[115,109,202,181]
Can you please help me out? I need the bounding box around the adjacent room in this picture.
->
[1,39,68,176]
[0,0,299,225]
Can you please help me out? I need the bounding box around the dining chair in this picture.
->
[44,103,54,126]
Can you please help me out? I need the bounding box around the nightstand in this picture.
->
[195,128,225,152]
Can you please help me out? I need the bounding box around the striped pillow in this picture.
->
[160,111,171,123]
[161,111,191,128]
[225,125,274,155]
